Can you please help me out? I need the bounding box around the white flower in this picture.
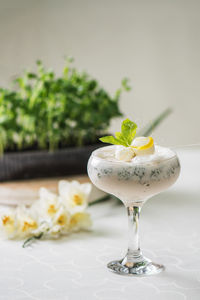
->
[35,188,61,220]
[32,204,71,238]
[58,180,92,213]
[48,225,62,238]
[32,221,50,236]
[39,187,58,204]
[50,206,71,236]
[15,206,38,239]
[69,212,92,232]
[0,180,92,244]
[1,210,16,238]
[32,188,70,237]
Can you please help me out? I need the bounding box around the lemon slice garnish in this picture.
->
[131,137,155,156]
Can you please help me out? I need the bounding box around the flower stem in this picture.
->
[88,195,111,206]
[22,232,44,248]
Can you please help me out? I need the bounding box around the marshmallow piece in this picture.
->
[115,146,135,162]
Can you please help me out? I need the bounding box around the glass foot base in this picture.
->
[107,258,164,276]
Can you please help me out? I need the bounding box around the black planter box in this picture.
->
[0,144,103,182]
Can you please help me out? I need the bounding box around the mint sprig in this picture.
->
[99,119,137,147]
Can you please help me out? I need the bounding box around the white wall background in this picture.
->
[0,0,199,146]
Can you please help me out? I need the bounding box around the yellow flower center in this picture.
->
[73,194,83,206]
[2,216,14,226]
[70,213,83,227]
[57,214,67,226]
[47,204,57,215]
[70,216,78,226]
[22,220,37,232]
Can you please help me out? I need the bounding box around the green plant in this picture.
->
[0,58,130,154]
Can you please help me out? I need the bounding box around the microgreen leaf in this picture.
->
[99,118,137,147]
[0,58,130,153]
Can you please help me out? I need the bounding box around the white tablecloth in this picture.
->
[0,148,200,300]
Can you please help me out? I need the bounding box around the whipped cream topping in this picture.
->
[95,145,175,164]
[113,136,155,162]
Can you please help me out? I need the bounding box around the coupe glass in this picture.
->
[87,146,180,276]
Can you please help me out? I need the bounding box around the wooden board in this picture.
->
[0,175,105,206]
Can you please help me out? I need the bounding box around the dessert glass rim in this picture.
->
[91,145,178,166]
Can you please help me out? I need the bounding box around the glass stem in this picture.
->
[126,206,143,263]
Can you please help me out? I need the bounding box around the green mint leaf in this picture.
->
[121,119,137,145]
[115,132,130,147]
[99,136,123,145]
[99,118,137,147]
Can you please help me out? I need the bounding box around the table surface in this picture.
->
[0,148,200,300]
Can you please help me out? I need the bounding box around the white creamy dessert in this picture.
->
[88,118,181,276]
[88,144,180,207]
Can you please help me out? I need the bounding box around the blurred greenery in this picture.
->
[0,58,129,154]
[138,108,172,137]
